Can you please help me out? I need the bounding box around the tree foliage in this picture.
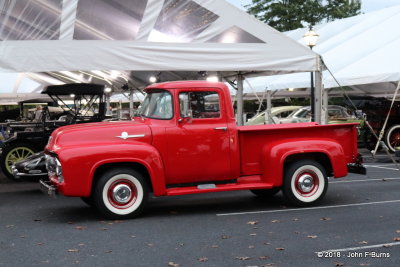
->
[246,0,361,31]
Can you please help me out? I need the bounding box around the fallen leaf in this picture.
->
[147,243,154,247]
[168,262,179,267]
[114,220,123,223]
[263,242,271,245]
[78,243,85,247]
[5,225,14,228]
[248,245,255,249]
[68,249,78,253]
[247,221,258,225]
[271,220,280,223]
[292,218,299,221]
[221,235,231,239]
[382,244,392,248]
[198,257,208,262]
[250,233,257,236]
[335,263,344,267]
[259,256,269,260]
[37,243,44,246]
[211,245,219,248]
[107,222,114,225]
[131,235,136,238]
[263,264,275,266]
[393,237,400,241]
[359,264,370,266]
[396,230,400,233]
[75,226,87,230]
[67,221,74,224]
[275,248,285,251]
[320,217,331,221]
[105,250,112,253]
[236,256,251,260]
[307,235,318,239]
[359,241,368,244]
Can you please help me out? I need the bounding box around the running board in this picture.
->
[166,176,273,196]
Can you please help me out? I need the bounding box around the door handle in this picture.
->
[214,127,228,131]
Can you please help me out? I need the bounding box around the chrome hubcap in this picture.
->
[297,174,314,193]
[112,184,132,204]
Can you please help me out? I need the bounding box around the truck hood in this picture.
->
[47,121,152,150]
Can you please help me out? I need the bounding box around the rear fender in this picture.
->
[261,139,347,186]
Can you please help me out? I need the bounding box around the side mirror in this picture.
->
[178,110,193,123]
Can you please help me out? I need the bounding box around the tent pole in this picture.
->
[106,94,111,116]
[322,88,328,124]
[237,73,244,126]
[314,69,323,124]
[265,90,273,124]
[129,89,134,116]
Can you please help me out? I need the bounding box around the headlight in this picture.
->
[45,154,63,182]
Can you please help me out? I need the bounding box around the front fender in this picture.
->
[57,142,166,197]
[261,139,347,186]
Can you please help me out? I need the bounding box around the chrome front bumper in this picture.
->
[39,179,57,197]
[12,165,46,179]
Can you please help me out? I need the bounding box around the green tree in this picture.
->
[246,0,361,31]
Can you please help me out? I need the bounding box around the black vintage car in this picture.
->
[0,83,107,180]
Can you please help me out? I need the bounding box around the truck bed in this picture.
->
[238,122,358,176]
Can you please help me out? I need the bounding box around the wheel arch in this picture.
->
[92,162,154,195]
[284,152,333,177]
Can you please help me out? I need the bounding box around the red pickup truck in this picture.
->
[41,81,365,219]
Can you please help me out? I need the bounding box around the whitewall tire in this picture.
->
[282,160,328,206]
[93,168,148,219]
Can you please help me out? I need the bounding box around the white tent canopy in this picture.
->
[246,5,400,95]
[0,0,318,75]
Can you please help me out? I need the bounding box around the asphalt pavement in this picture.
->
[0,150,399,267]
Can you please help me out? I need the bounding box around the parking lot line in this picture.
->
[364,165,400,171]
[330,177,400,183]
[316,241,400,253]
[216,199,400,216]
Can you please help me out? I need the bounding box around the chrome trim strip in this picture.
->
[116,132,146,140]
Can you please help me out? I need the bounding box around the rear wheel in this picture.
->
[282,160,328,206]
[0,142,38,180]
[385,125,400,152]
[93,168,148,219]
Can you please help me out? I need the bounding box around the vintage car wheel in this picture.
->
[282,160,328,206]
[385,125,400,152]
[250,188,280,198]
[0,142,38,180]
[93,168,148,219]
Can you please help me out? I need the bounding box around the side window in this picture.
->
[179,91,220,119]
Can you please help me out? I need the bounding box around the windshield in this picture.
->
[136,90,173,119]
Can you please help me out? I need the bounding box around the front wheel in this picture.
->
[93,168,149,219]
[282,160,328,206]
[385,125,400,152]
[0,142,38,180]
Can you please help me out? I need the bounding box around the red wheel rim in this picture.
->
[389,129,400,148]
[107,179,138,209]
[294,171,319,197]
